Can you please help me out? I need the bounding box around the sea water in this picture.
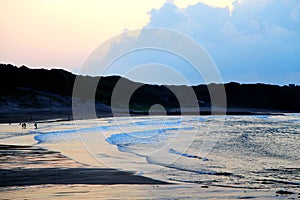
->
[33,114,300,190]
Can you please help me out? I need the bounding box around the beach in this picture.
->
[1,0,300,198]
[0,115,299,199]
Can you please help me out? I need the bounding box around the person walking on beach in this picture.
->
[34,123,38,129]
[21,123,26,129]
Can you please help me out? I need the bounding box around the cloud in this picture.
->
[145,0,300,84]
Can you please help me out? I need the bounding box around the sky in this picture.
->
[1,0,299,85]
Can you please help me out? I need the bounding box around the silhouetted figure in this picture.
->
[21,123,26,129]
[34,123,38,129]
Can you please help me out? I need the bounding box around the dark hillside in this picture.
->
[0,63,299,123]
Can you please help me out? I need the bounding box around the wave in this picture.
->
[106,126,194,147]
[34,125,115,143]
[169,148,209,161]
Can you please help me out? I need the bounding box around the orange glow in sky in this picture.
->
[0,0,235,70]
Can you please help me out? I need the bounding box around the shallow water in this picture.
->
[33,114,300,191]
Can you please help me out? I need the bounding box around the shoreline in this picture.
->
[1,144,297,199]
[0,144,297,199]
[0,108,294,124]
[0,120,299,199]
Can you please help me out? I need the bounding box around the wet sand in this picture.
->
[0,144,167,186]
[0,123,299,199]
[1,184,286,200]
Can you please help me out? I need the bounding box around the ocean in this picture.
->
[33,114,300,190]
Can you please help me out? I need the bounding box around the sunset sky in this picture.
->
[1,0,299,84]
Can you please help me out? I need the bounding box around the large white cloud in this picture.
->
[146,0,300,84]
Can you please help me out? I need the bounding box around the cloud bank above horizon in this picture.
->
[145,0,300,84]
